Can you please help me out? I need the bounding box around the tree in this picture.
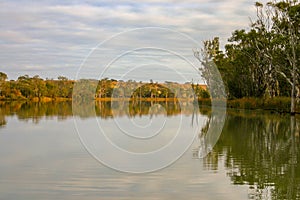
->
[193,37,226,99]
[57,76,73,98]
[31,75,47,99]
[0,72,7,82]
[0,72,8,97]
[208,0,299,113]
[225,29,273,98]
[17,75,33,98]
[251,1,300,113]
[46,80,58,98]
[58,76,68,81]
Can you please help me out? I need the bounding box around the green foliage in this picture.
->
[206,0,300,102]
[0,73,210,102]
[0,72,7,82]
[210,113,300,199]
[73,79,97,102]
[0,74,75,101]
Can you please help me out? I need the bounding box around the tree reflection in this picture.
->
[0,101,74,125]
[0,100,210,125]
[0,111,6,127]
[201,111,300,199]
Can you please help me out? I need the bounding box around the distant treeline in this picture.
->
[0,72,209,101]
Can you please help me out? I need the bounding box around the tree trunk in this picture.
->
[290,26,297,115]
[291,84,296,115]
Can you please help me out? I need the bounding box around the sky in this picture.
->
[0,0,267,82]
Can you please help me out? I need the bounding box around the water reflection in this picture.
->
[0,101,73,124]
[203,111,300,199]
[1,102,300,199]
[0,101,210,126]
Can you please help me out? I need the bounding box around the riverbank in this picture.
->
[226,97,299,114]
[0,97,72,102]
[0,97,298,114]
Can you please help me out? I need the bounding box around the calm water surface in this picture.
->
[0,101,299,200]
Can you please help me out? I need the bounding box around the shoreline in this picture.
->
[0,97,209,102]
[1,97,299,114]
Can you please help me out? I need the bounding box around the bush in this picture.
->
[227,97,296,113]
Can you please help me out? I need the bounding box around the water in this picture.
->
[0,101,299,200]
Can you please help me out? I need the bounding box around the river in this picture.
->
[0,101,299,199]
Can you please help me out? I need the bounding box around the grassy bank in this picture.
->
[227,97,299,114]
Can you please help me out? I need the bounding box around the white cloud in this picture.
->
[0,0,267,80]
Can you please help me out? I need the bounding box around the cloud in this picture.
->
[0,0,267,80]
